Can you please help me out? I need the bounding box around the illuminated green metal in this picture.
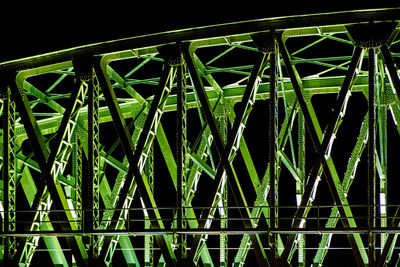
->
[176,58,188,261]
[16,64,89,266]
[71,127,82,230]
[376,55,388,254]
[176,46,277,265]
[19,164,69,266]
[100,63,216,265]
[215,101,228,267]
[9,74,375,146]
[97,54,176,265]
[84,136,140,266]
[144,144,154,267]
[90,70,102,258]
[1,88,17,262]
[0,9,399,267]
[94,149,140,266]
[232,93,297,266]
[297,110,306,267]
[185,43,271,266]
[312,113,369,266]
[379,56,400,264]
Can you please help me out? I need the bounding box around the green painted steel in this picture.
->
[0,8,399,267]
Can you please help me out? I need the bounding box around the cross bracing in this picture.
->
[0,8,400,266]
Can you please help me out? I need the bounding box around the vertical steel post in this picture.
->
[76,55,101,261]
[95,54,177,266]
[346,22,398,267]
[144,145,154,267]
[86,70,94,233]
[268,38,278,263]
[376,57,388,252]
[2,90,9,264]
[368,47,376,267]
[217,102,228,267]
[377,44,400,267]
[12,69,88,266]
[279,38,366,265]
[72,129,83,230]
[184,40,270,267]
[92,72,101,257]
[176,48,187,262]
[2,85,17,264]
[297,111,306,266]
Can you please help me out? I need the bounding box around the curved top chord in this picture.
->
[0,8,398,72]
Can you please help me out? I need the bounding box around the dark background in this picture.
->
[0,3,399,62]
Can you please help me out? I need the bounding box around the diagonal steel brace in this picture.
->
[94,55,177,266]
[377,44,400,267]
[184,41,270,266]
[11,70,88,266]
[279,39,367,266]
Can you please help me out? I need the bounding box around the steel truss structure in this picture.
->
[1,8,400,266]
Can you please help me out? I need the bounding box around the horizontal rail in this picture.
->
[1,204,398,237]
[2,228,400,237]
[1,203,398,212]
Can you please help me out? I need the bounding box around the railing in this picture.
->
[0,204,399,236]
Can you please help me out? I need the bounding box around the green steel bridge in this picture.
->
[1,8,400,266]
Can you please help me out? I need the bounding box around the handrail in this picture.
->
[1,204,399,237]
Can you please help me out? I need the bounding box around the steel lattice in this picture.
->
[0,8,400,267]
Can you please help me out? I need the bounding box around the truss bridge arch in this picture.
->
[1,8,400,267]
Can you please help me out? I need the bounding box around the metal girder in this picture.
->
[190,47,287,266]
[77,127,140,266]
[7,73,387,144]
[0,124,70,266]
[267,37,279,264]
[312,113,369,266]
[11,69,88,265]
[1,9,400,267]
[98,57,216,266]
[20,164,69,266]
[189,50,289,265]
[368,47,376,266]
[1,9,399,72]
[183,37,270,266]
[1,85,17,264]
[16,61,89,266]
[94,53,177,266]
[231,97,296,266]
[279,38,367,265]
[10,225,400,236]
[175,52,187,262]
[377,44,400,267]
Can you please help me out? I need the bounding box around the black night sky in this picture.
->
[0,3,398,62]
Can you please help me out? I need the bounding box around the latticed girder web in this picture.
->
[0,8,400,267]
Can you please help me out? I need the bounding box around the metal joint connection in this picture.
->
[346,22,399,48]
[157,43,183,66]
[0,71,15,99]
[72,52,94,81]
[251,31,279,53]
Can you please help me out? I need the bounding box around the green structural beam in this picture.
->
[1,9,400,267]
